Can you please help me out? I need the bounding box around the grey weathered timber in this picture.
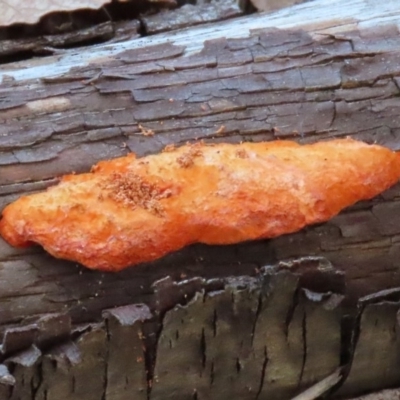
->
[1,0,400,398]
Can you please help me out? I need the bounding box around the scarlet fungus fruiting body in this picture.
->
[1,138,400,271]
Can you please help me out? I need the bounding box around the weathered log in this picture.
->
[1,0,400,398]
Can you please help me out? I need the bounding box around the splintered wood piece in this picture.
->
[290,369,342,400]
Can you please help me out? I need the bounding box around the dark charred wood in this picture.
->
[102,304,151,400]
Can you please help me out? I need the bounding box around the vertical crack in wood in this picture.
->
[101,318,110,400]
[336,289,400,396]
[212,309,218,338]
[200,327,206,372]
[339,311,361,387]
[235,357,241,373]
[256,345,268,399]
[72,374,76,394]
[147,318,163,399]
[210,361,215,386]
[298,310,307,389]
[340,304,363,388]
[285,287,300,340]
[32,361,43,400]
[329,100,337,128]
[251,289,263,346]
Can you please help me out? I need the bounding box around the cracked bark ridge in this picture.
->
[0,313,71,359]
[337,289,400,398]
[34,324,107,400]
[151,263,342,399]
[5,345,41,400]
[1,326,39,358]
[298,289,343,392]
[152,275,226,315]
[102,304,152,400]
[254,269,342,399]
[273,256,346,296]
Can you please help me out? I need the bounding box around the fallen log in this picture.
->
[1,0,400,398]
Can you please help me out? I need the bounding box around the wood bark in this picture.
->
[1,0,400,398]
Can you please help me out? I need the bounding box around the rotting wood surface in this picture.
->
[1,0,400,398]
[0,259,399,399]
